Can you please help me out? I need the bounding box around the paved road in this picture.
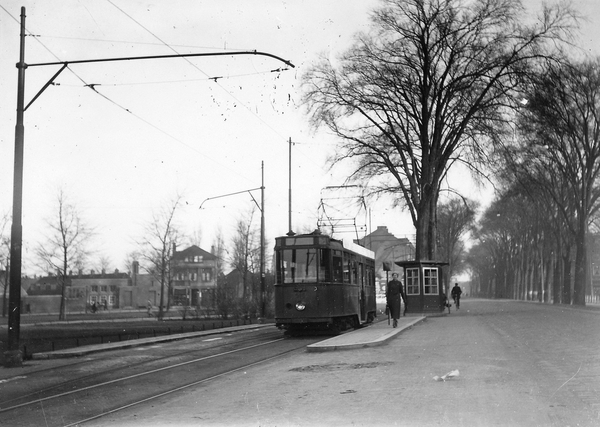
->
[88,299,600,426]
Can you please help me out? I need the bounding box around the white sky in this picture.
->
[1,0,598,274]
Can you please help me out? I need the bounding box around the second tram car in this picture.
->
[274,230,377,334]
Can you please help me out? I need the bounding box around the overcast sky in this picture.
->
[1,0,598,274]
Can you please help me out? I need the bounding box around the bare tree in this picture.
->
[138,195,181,319]
[35,189,94,320]
[185,223,203,248]
[229,207,261,316]
[302,0,575,260]
[437,197,477,292]
[511,56,600,305]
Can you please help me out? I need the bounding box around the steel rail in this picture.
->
[0,337,285,413]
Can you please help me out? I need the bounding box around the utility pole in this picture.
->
[260,161,266,319]
[4,6,294,367]
[288,137,294,236]
[199,163,266,319]
[5,7,27,368]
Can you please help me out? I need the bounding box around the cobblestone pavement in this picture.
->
[81,300,600,426]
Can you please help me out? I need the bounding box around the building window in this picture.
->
[101,285,108,292]
[108,295,115,305]
[406,268,420,295]
[91,285,98,292]
[190,272,198,281]
[423,268,439,295]
[202,268,212,282]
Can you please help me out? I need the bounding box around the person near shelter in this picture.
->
[451,283,463,309]
[147,300,153,316]
[386,272,406,328]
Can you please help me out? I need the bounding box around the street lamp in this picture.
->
[4,7,293,367]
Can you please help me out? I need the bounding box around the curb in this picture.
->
[31,324,274,360]
[306,317,425,352]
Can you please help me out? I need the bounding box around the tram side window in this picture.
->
[281,248,318,283]
[356,262,363,286]
[343,260,352,283]
[319,249,331,282]
[332,252,343,282]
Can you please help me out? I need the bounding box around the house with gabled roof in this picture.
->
[171,245,217,307]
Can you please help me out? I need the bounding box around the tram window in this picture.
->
[332,254,343,282]
[406,268,420,295]
[281,248,318,283]
[357,263,363,286]
[343,260,352,283]
[319,249,331,282]
[423,267,439,294]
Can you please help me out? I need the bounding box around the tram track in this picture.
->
[0,329,318,427]
[0,328,281,407]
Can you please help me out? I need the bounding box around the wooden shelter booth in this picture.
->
[395,260,448,314]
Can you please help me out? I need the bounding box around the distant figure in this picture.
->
[147,300,153,316]
[91,302,97,313]
[451,283,463,309]
[103,300,108,311]
[386,272,407,328]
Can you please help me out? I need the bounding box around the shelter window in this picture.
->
[423,267,439,294]
[406,268,420,295]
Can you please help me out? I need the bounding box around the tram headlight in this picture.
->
[295,302,306,311]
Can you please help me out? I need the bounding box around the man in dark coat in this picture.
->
[386,272,406,328]
[451,283,463,309]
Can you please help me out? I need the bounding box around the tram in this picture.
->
[274,230,377,334]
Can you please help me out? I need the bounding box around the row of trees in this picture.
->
[302,0,598,305]
[467,56,600,305]
[0,193,268,320]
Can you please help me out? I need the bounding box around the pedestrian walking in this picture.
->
[147,300,153,317]
[386,272,406,328]
[451,283,462,309]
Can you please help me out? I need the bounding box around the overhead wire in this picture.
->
[0,4,260,182]
[105,0,333,179]
[1,3,336,198]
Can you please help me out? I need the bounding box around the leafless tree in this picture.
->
[511,56,600,305]
[229,207,261,316]
[137,195,182,319]
[437,197,477,292]
[35,189,94,320]
[302,0,576,260]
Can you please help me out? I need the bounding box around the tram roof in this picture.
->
[342,238,375,259]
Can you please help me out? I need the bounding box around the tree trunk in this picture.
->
[573,225,587,306]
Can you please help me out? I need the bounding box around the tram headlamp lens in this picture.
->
[295,302,306,311]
